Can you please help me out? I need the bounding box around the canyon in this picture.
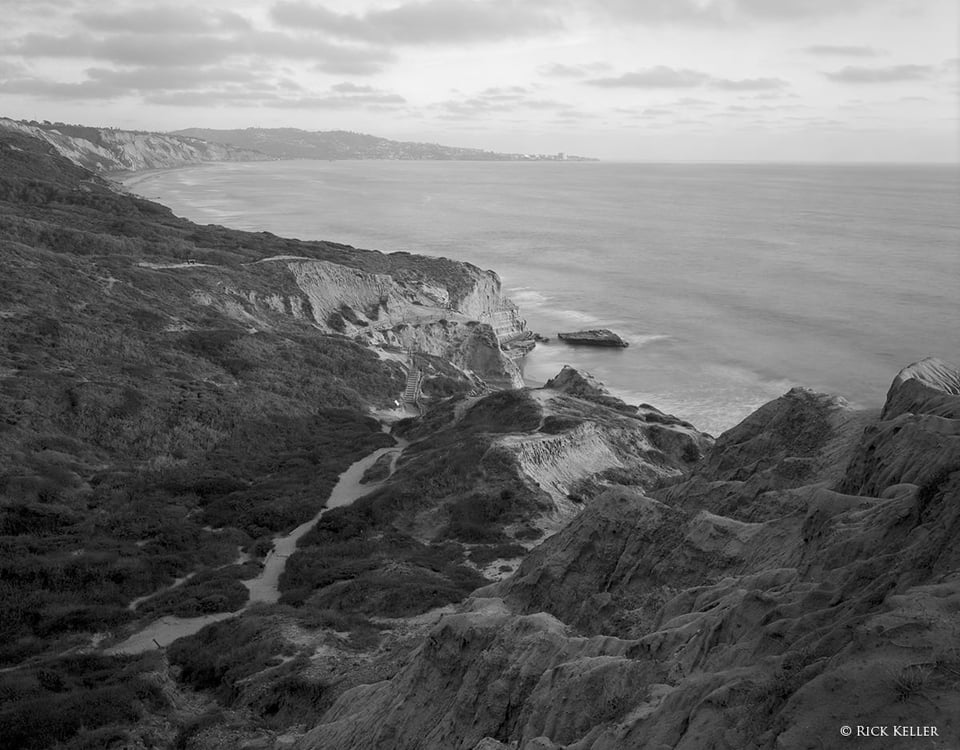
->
[0,124,956,750]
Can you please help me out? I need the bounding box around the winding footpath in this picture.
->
[107,434,408,655]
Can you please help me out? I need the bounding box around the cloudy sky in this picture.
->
[2,0,957,161]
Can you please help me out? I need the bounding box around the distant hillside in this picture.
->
[173,127,596,162]
[0,118,271,173]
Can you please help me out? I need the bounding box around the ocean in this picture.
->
[126,160,960,435]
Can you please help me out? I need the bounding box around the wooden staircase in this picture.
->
[402,367,423,404]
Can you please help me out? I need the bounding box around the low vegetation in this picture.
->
[0,652,168,750]
[168,612,298,703]
[0,128,479,747]
[272,389,549,627]
[0,126,574,749]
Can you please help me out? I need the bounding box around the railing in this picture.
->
[402,367,423,403]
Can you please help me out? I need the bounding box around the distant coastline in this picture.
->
[172,126,598,162]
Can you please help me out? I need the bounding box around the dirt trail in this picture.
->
[244,438,407,605]
[106,435,408,655]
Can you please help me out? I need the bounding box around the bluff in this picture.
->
[173,127,597,161]
[296,359,960,750]
[0,127,525,390]
[0,118,271,173]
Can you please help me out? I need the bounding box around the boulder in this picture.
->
[556,329,628,347]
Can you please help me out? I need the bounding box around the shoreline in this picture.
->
[110,159,927,437]
[108,161,222,192]
[109,161,793,437]
[109,157,600,192]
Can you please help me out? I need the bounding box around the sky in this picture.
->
[1,0,957,161]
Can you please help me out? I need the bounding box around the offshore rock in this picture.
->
[557,329,628,347]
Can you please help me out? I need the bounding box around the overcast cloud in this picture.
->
[824,64,935,83]
[270,0,562,44]
[587,68,788,91]
[0,0,956,161]
[802,45,884,57]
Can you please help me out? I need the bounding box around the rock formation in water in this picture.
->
[557,329,629,347]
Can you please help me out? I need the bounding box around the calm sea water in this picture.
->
[129,160,959,435]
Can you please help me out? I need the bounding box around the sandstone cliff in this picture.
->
[502,368,709,532]
[0,118,270,173]
[295,359,960,750]
[178,251,525,389]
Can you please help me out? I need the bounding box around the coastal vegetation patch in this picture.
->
[0,651,168,750]
[275,390,549,623]
[0,129,463,746]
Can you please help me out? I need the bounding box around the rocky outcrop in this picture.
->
[0,118,269,173]
[543,366,617,403]
[296,598,648,750]
[499,373,711,531]
[696,386,873,489]
[176,254,527,389]
[881,356,960,421]
[557,329,628,347]
[361,371,711,551]
[841,358,960,499]
[284,257,524,388]
[294,359,960,750]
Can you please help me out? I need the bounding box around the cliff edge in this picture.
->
[0,117,271,173]
[296,359,960,750]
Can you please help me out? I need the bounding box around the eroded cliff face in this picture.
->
[191,254,526,389]
[295,358,960,750]
[0,118,269,172]
[498,370,711,532]
[298,599,646,750]
[342,375,711,560]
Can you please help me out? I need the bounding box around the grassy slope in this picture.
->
[0,131,444,748]
[0,130,610,749]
